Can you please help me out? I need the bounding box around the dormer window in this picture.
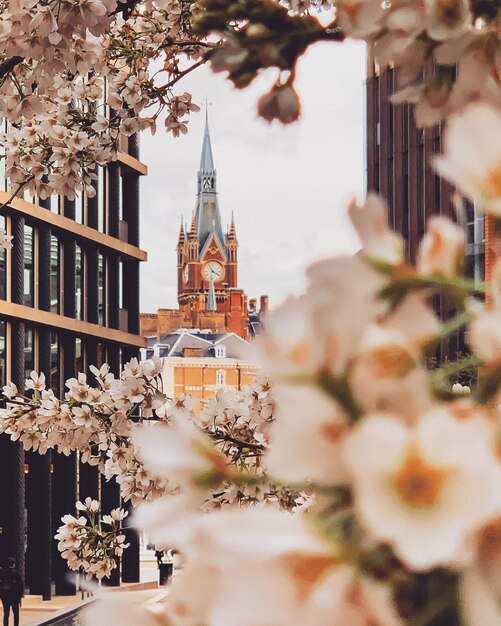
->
[214,346,226,358]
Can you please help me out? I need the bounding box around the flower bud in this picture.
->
[257,85,301,124]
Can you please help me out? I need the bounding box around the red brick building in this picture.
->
[141,115,267,340]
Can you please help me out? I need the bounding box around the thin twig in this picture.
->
[216,433,265,451]
[157,58,206,91]
[0,176,36,213]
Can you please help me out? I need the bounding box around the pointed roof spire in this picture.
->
[199,108,215,174]
[177,216,186,243]
[195,111,225,251]
[189,215,197,239]
[228,211,237,239]
[207,275,216,312]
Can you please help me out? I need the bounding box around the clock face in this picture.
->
[183,264,189,284]
[202,261,224,283]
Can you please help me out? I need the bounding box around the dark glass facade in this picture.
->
[0,133,146,595]
[365,55,485,358]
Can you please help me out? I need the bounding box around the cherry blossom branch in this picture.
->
[0,176,35,213]
[0,56,22,80]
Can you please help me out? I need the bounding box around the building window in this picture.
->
[98,167,105,232]
[119,260,123,309]
[50,195,59,214]
[0,119,7,192]
[214,346,226,358]
[24,224,34,307]
[24,325,34,382]
[76,244,83,320]
[97,342,104,367]
[76,338,83,373]
[50,332,59,395]
[75,190,85,225]
[50,235,59,313]
[98,253,105,325]
[0,321,6,386]
[0,215,6,301]
[216,370,226,386]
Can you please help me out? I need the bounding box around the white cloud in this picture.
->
[139,40,365,312]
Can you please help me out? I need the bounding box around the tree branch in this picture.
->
[0,56,23,80]
[0,176,35,213]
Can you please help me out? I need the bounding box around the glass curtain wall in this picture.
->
[50,235,59,313]
[23,224,34,307]
[0,215,6,300]
[24,326,34,382]
[75,245,83,321]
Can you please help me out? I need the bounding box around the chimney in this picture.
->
[249,298,257,312]
[260,295,269,315]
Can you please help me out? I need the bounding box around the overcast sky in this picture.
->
[139,39,366,313]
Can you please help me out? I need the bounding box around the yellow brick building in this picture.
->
[142,329,258,408]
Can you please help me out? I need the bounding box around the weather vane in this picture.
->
[204,96,212,120]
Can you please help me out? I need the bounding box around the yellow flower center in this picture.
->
[393,452,446,508]
[320,421,346,443]
[371,344,415,378]
[283,553,337,602]
[437,0,462,24]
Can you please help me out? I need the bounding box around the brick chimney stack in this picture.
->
[260,295,269,315]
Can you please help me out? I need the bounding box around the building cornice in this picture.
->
[162,357,257,368]
[0,191,147,261]
[0,301,147,348]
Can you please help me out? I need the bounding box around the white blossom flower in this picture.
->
[265,385,348,485]
[436,103,501,214]
[349,194,403,265]
[25,371,46,392]
[344,409,501,570]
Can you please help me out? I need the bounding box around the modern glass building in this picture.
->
[0,127,147,596]
[365,55,485,359]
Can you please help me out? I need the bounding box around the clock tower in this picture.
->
[176,113,248,337]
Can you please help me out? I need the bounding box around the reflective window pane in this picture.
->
[24,225,34,307]
[50,332,59,395]
[76,245,83,320]
[0,215,6,300]
[24,326,34,383]
[98,167,105,232]
[50,195,59,214]
[75,190,85,225]
[76,338,83,374]
[0,321,6,386]
[0,119,6,192]
[50,235,59,313]
[98,253,105,325]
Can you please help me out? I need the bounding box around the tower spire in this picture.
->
[207,275,216,312]
[177,216,185,244]
[228,211,237,239]
[199,110,215,177]
[194,113,225,252]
